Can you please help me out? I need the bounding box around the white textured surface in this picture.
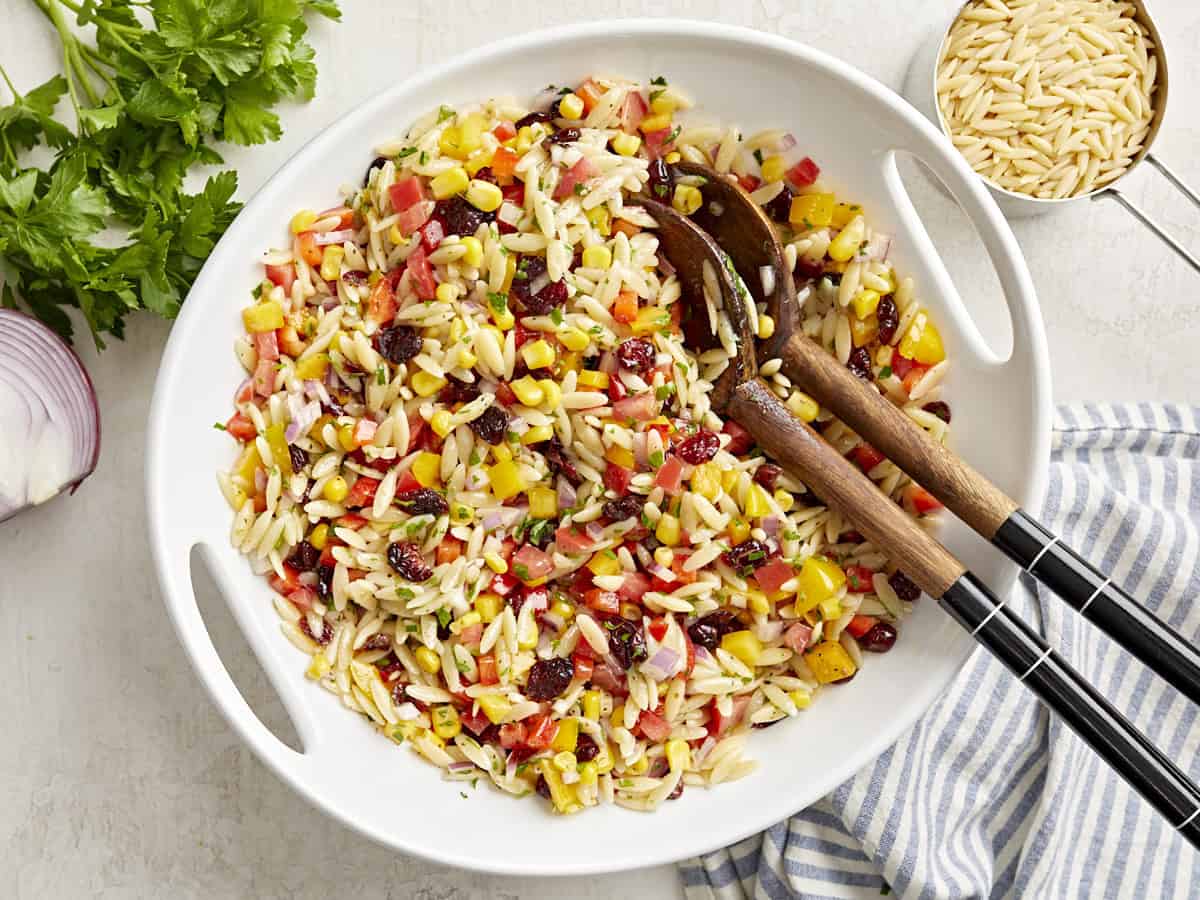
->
[1,1,1197,897]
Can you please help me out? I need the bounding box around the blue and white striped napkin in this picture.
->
[680,404,1200,899]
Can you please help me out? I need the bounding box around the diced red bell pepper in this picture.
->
[643,128,673,160]
[459,706,492,736]
[517,584,551,613]
[906,484,944,515]
[336,513,368,531]
[555,525,596,555]
[576,78,605,115]
[890,353,918,380]
[845,564,876,593]
[902,364,930,396]
[491,145,519,179]
[388,175,426,213]
[225,413,257,442]
[637,709,672,742]
[785,157,820,188]
[554,156,599,200]
[613,392,659,422]
[513,321,536,348]
[524,714,559,750]
[752,558,795,595]
[853,443,886,473]
[264,262,295,293]
[572,652,595,682]
[512,544,554,582]
[616,571,652,603]
[365,275,397,327]
[268,563,302,595]
[344,476,380,509]
[708,694,751,737]
[618,90,648,133]
[584,588,620,616]
[397,199,435,237]
[286,586,317,612]
[648,617,669,642]
[492,121,518,142]
[603,462,633,495]
[501,182,525,205]
[783,622,813,653]
[405,413,426,453]
[420,217,445,252]
[491,572,519,596]
[653,454,685,494]
[499,722,527,748]
[606,376,628,403]
[406,244,438,300]
[736,174,762,192]
[477,654,499,685]
[253,358,277,397]
[395,468,421,495]
[846,615,879,639]
[436,536,464,566]
[721,420,754,455]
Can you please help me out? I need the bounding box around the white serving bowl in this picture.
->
[146,19,1051,875]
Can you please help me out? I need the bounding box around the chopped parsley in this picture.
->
[665,124,681,145]
[655,383,676,402]
[212,421,227,431]
[753,148,764,165]
[375,364,387,385]
[550,307,564,326]
[469,450,482,466]
[436,607,451,628]
[251,282,263,298]
[879,366,893,379]
[652,183,669,199]
[395,146,418,159]
[573,182,587,196]
[513,563,531,581]
[419,150,429,165]
[650,75,667,86]
[649,450,664,469]
[487,291,509,314]
[437,105,455,123]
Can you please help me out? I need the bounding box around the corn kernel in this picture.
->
[828,215,865,262]
[558,327,590,352]
[851,315,878,348]
[307,524,329,551]
[510,375,545,406]
[322,475,349,503]
[290,209,318,234]
[478,694,512,724]
[610,132,641,157]
[411,371,447,397]
[460,236,484,267]
[760,154,787,183]
[789,192,835,228]
[559,92,585,119]
[728,517,751,546]
[672,184,702,215]
[456,348,477,369]
[430,410,454,438]
[430,166,469,200]
[744,482,772,519]
[663,151,681,164]
[488,459,527,501]
[553,750,578,772]
[515,125,535,154]
[242,300,285,333]
[435,282,458,303]
[655,512,681,547]
[450,502,473,524]
[466,178,503,213]
[464,149,495,177]
[552,718,579,753]
[576,369,609,389]
[587,551,621,577]
[831,201,862,228]
[295,352,329,381]
[806,640,857,684]
[787,391,820,423]
[790,688,812,709]
[319,245,344,281]
[582,690,602,721]
[639,112,672,133]
[774,489,795,512]
[551,598,574,620]
[528,486,558,519]
[690,462,722,501]
[521,339,556,370]
[337,423,356,452]
[578,761,599,787]
[721,630,763,667]
[537,380,562,413]
[389,223,404,245]
[747,589,772,615]
[795,557,846,615]
[305,653,331,680]
[650,92,679,115]
[654,546,674,568]
[475,591,504,622]
[432,705,462,739]
[665,739,691,772]
[415,646,441,674]
[411,451,442,487]
[898,311,945,365]
[852,289,881,320]
[581,245,612,270]
[484,552,509,573]
[757,314,776,340]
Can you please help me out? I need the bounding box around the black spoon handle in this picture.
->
[994,510,1200,706]
[942,573,1200,848]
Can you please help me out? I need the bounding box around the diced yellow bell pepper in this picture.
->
[478,694,512,724]
[305,653,331,680]
[665,739,691,772]
[639,112,672,133]
[474,591,503,623]
[528,486,558,519]
[411,371,447,397]
[414,646,441,674]
[746,589,771,615]
[290,209,317,234]
[430,410,454,438]
[319,244,344,281]
[898,311,946,365]
[537,758,581,814]
[521,339,556,370]
[744,483,772,519]
[506,376,542,407]
[559,327,590,352]
[551,717,579,753]
[818,595,842,620]
[655,512,681,547]
[831,201,863,228]
[500,253,517,295]
[435,282,457,303]
[491,442,512,462]
[587,551,621,577]
[610,133,641,157]
[789,192,835,228]
[604,444,635,470]
[464,148,496,177]
[264,422,293,476]
[411,451,442,488]
[449,611,481,635]
[795,557,846,614]
[851,289,881,320]
[806,640,858,684]
[582,245,612,270]
[576,369,609,390]
[551,598,574,620]
[578,760,599,787]
[828,216,866,262]
[790,688,812,709]
[450,501,474,524]
[488,459,527,501]
[537,379,562,412]
[720,630,763,668]
[233,444,261,485]
[243,300,284,333]
[337,423,356,452]
[582,689,602,721]
[610,701,625,731]
[295,353,330,381]
[761,155,787,183]
[851,315,879,348]
[728,517,750,546]
[432,705,462,739]
[586,205,612,236]
[631,306,671,336]
[774,489,794,512]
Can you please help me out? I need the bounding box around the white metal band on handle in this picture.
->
[1018,647,1055,682]
[1178,806,1200,830]
[1079,577,1112,614]
[1025,535,1059,573]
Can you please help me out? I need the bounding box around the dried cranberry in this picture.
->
[395,488,448,517]
[889,570,921,603]
[473,167,497,184]
[794,255,825,280]
[386,541,433,582]
[615,338,656,374]
[363,156,388,187]
[525,656,575,700]
[847,346,873,380]
[520,279,568,315]
[316,564,334,600]
[360,633,392,652]
[763,185,794,224]
[603,493,644,522]
[877,296,899,344]
[547,126,581,145]
[647,157,674,201]
[469,404,510,445]
[675,429,720,464]
[433,196,494,238]
[515,110,553,129]
[544,436,582,486]
[668,779,685,800]
[723,538,772,575]
[288,444,309,473]
[510,255,547,298]
[860,622,898,652]
[439,376,481,405]
[286,540,320,572]
[375,325,423,364]
[753,463,782,490]
[922,401,952,423]
[535,774,552,800]
[686,610,741,651]
[574,733,599,762]
[300,615,334,646]
[603,617,647,670]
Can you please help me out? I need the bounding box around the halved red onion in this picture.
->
[0,309,100,522]
[556,477,577,511]
[584,521,606,542]
[641,646,680,681]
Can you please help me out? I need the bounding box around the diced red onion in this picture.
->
[313,229,355,246]
[0,309,100,522]
[447,760,476,774]
[505,753,520,781]
[754,619,785,643]
[498,201,524,226]
[693,645,712,663]
[529,272,551,296]
[254,468,267,493]
[508,417,530,435]
[598,350,617,374]
[778,133,798,152]
[303,379,331,406]
[557,478,577,510]
[761,515,781,538]
[481,510,505,530]
[320,296,340,311]
[285,398,321,444]
[647,562,675,583]
[233,376,252,404]
[632,432,648,468]
[584,521,605,542]
[641,646,680,681]
[863,233,892,261]
[759,265,776,298]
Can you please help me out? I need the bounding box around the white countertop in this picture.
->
[3,1,1198,897]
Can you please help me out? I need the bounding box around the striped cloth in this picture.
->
[680,404,1200,899]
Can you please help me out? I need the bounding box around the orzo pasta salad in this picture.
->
[218,75,950,813]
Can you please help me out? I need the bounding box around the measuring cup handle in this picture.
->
[1098,155,1200,275]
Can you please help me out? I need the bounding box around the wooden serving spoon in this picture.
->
[672,160,1200,707]
[637,194,1200,846]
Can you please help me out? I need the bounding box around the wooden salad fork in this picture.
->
[674,160,1200,708]
[637,193,1200,847]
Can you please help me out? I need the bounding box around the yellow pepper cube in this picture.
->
[414,646,441,674]
[664,151,681,164]
[672,184,702,215]
[500,253,518,294]
[290,209,317,234]
[466,179,503,213]
[818,595,842,620]
[295,352,330,381]
[430,410,454,439]
[852,289,881,320]
[322,475,349,503]
[558,92,585,119]
[631,306,670,336]
[747,589,772,615]
[431,705,462,740]
[610,702,625,731]
[449,611,481,635]
[806,640,858,684]
[655,512,681,547]
[411,371,447,397]
[582,689,602,721]
[465,149,496,177]
[305,653,331,680]
[460,236,484,267]
[828,216,865,262]
[491,442,512,462]
[604,444,635,470]
[242,300,284,333]
[789,192,835,228]
[760,155,787,183]
[744,482,773,519]
[639,112,672,133]
[728,517,751,546]
[438,124,465,158]
[586,204,612,235]
[720,630,763,668]
[537,379,562,412]
[551,717,579,753]
[521,424,554,446]
[319,244,344,281]
[450,501,474,524]
[774,489,795,512]
[510,375,545,406]
[475,591,504,623]
[528,486,558,519]
[337,423,357,452]
[478,694,512,724]
[790,688,812,709]
[537,758,580,814]
[488,459,527,501]
[665,739,691,772]
[831,201,863,228]
[456,348,477,369]
[581,245,612,270]
[578,761,599,787]
[587,551,621,577]
[559,328,590,352]
[411,451,442,488]
[795,557,846,614]
[898,311,946,365]
[851,315,879,348]
[308,523,329,550]
[690,462,721,500]
[234,444,261,485]
[430,166,469,200]
[576,370,609,390]
[265,422,293,476]
[610,132,641,157]
[521,339,556,370]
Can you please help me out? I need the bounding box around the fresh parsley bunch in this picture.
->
[0,0,341,347]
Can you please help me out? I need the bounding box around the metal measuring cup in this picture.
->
[903,0,1199,273]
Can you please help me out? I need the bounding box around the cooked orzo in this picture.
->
[218,75,951,813]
